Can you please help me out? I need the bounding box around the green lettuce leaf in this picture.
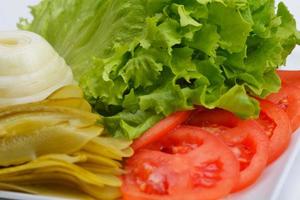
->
[20,0,299,139]
[19,0,147,79]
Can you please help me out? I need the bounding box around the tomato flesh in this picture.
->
[229,139,254,171]
[131,111,191,151]
[256,100,292,163]
[191,161,223,188]
[277,70,300,88]
[186,109,269,191]
[129,152,170,195]
[122,126,239,200]
[122,150,175,200]
[230,121,269,191]
[267,84,300,131]
[186,109,240,128]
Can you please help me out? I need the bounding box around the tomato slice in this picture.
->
[186,108,240,128]
[228,121,269,192]
[277,70,300,88]
[131,111,191,151]
[186,109,269,191]
[122,126,239,200]
[256,100,292,163]
[267,84,300,131]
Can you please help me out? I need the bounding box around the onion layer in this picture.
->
[0,30,74,106]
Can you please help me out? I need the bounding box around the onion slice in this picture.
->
[0,30,74,106]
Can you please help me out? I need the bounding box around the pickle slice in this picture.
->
[78,163,124,175]
[83,137,133,160]
[0,182,38,194]
[42,98,92,112]
[0,155,122,199]
[47,85,83,99]
[0,126,102,166]
[74,151,121,168]
[0,105,100,130]
[0,85,131,199]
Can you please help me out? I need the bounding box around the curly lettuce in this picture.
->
[19,0,300,139]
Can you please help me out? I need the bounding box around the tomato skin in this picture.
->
[257,100,292,163]
[123,126,240,200]
[267,84,300,131]
[186,109,269,191]
[131,111,191,151]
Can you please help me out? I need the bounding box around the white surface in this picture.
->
[0,1,300,200]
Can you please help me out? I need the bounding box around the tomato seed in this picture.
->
[192,162,222,188]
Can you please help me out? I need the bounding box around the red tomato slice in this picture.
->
[228,121,269,192]
[277,70,300,88]
[131,111,191,151]
[122,126,239,200]
[267,84,300,131]
[256,100,292,163]
[186,109,269,191]
[186,108,240,128]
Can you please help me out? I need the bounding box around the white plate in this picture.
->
[0,0,300,199]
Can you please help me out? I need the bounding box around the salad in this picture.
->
[0,0,299,199]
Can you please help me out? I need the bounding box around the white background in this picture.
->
[0,1,300,200]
